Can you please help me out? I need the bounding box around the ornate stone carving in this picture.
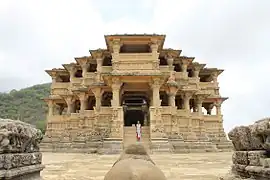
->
[0,119,43,153]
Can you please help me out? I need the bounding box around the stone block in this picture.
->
[0,119,45,180]
[248,150,266,166]
[232,151,248,165]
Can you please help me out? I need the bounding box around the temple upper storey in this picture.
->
[45,34,227,111]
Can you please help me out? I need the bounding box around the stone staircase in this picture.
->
[123,126,150,151]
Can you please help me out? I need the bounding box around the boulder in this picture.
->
[104,144,167,180]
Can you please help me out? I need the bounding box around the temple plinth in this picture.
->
[41,34,232,154]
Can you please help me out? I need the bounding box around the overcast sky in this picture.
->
[1,0,270,132]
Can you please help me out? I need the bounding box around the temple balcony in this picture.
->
[112,53,159,72]
[199,82,219,95]
[51,82,70,95]
[71,77,83,85]
[51,82,70,89]
[175,72,188,80]
[47,115,69,123]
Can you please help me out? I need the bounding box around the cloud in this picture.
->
[0,0,270,132]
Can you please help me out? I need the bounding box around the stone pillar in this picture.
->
[47,99,54,116]
[182,91,193,111]
[51,72,57,84]
[92,87,104,110]
[111,39,121,72]
[211,72,218,84]
[168,93,176,107]
[65,96,75,115]
[181,59,189,73]
[166,54,174,70]
[69,66,76,82]
[215,101,222,116]
[82,63,89,77]
[193,65,201,78]
[196,99,203,115]
[78,92,88,111]
[150,78,161,107]
[111,78,122,107]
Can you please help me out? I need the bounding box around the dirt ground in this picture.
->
[41,152,232,180]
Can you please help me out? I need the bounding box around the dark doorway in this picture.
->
[124,110,144,126]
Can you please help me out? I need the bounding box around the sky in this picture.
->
[0,0,270,132]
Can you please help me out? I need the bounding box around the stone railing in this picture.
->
[47,115,69,123]
[0,118,44,179]
[101,66,113,73]
[199,82,218,90]
[51,82,70,89]
[71,77,83,85]
[224,118,270,179]
[203,115,221,121]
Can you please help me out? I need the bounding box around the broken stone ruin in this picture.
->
[222,118,270,180]
[0,118,44,180]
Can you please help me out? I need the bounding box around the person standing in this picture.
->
[136,121,142,141]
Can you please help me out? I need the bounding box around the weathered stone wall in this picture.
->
[0,118,44,180]
[225,118,270,179]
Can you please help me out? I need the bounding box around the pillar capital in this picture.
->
[110,77,123,90]
[111,39,122,53]
[181,91,194,100]
[64,95,75,104]
[149,78,162,89]
[92,87,104,98]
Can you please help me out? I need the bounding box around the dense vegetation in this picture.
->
[0,83,51,133]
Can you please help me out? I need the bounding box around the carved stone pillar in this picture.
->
[196,99,203,115]
[68,66,76,82]
[92,87,104,111]
[193,65,201,79]
[78,93,88,111]
[215,101,222,116]
[182,92,193,111]
[47,100,54,116]
[150,78,161,107]
[51,72,57,84]
[181,59,189,73]
[211,72,218,84]
[111,78,122,107]
[64,96,75,115]
[82,63,89,77]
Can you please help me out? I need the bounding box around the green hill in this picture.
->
[0,83,51,133]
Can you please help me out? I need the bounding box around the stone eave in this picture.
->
[174,56,195,64]
[89,49,108,59]
[200,68,224,76]
[74,56,90,65]
[189,62,206,70]
[104,34,166,52]
[160,48,182,58]
[62,63,80,71]
[45,69,69,77]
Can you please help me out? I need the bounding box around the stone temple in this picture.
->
[42,34,232,153]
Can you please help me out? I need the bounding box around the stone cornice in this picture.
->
[200,68,224,76]
[160,48,182,58]
[190,62,206,71]
[45,69,69,77]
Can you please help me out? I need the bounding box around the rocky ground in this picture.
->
[41,152,232,180]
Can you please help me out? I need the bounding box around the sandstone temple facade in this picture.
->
[42,34,231,153]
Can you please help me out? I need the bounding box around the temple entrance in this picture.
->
[122,91,149,127]
[124,109,144,126]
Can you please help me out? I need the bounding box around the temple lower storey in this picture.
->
[41,34,232,153]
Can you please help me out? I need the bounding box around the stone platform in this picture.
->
[41,152,232,180]
[41,139,232,154]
